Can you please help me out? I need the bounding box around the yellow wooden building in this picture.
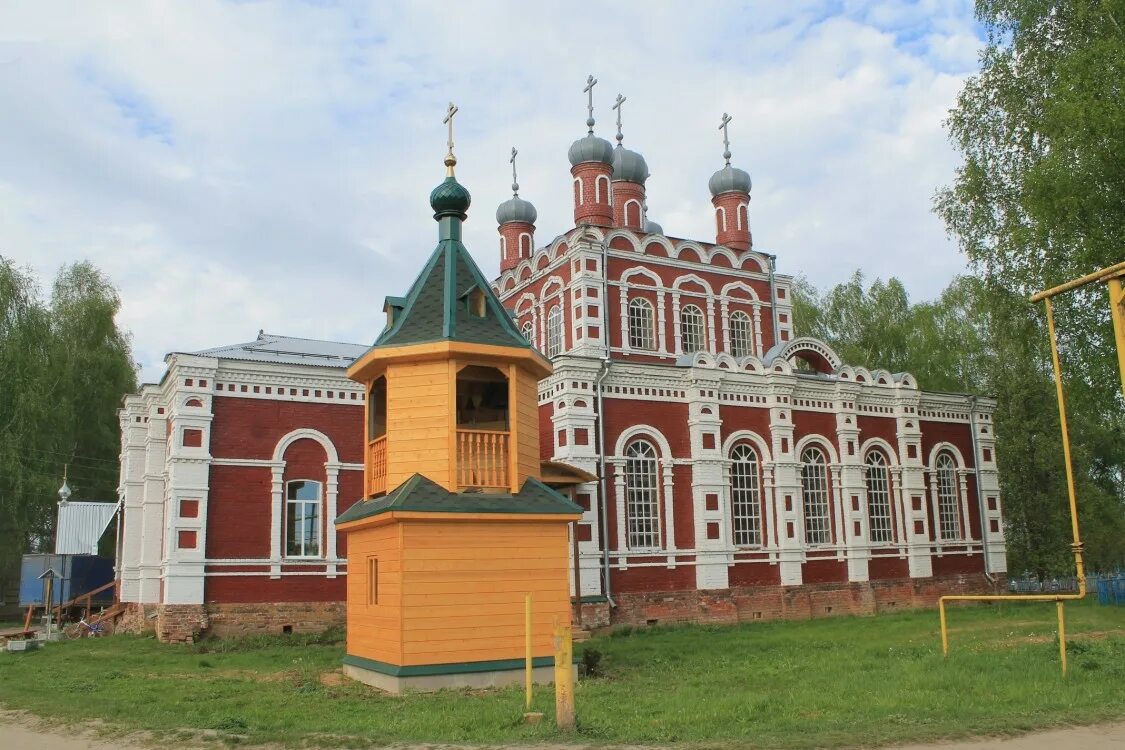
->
[335,158,583,693]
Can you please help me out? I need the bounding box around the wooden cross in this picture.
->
[719,112,732,164]
[612,93,626,143]
[584,75,598,132]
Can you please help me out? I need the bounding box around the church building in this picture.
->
[115,83,1007,642]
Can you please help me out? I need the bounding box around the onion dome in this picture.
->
[430,176,471,217]
[708,164,752,197]
[496,195,537,225]
[643,218,663,234]
[568,133,615,166]
[612,145,649,184]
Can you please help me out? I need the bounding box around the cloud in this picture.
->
[0,0,983,381]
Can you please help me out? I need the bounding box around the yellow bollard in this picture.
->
[1057,601,1068,677]
[939,599,949,657]
[553,618,576,731]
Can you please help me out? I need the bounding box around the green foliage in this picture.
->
[933,0,1125,574]
[0,602,1121,747]
[0,257,136,589]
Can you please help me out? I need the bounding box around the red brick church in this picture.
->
[116,85,1006,641]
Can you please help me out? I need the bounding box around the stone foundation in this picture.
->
[608,573,1006,628]
[156,604,210,643]
[119,603,157,635]
[205,601,345,638]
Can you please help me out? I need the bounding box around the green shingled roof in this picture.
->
[369,176,530,351]
[334,474,582,525]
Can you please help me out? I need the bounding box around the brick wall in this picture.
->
[205,601,345,638]
[156,604,209,643]
[609,573,1005,627]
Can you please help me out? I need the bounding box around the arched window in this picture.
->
[624,440,660,549]
[935,452,961,540]
[716,205,727,233]
[285,480,321,557]
[729,310,754,358]
[680,304,706,353]
[801,447,831,545]
[628,298,655,350]
[521,320,535,347]
[546,306,563,357]
[519,233,532,257]
[730,444,762,546]
[865,451,893,543]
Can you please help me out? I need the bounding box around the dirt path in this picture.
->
[1,715,1123,750]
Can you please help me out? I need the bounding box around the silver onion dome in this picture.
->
[612,145,649,184]
[643,218,663,234]
[496,195,538,225]
[568,134,615,166]
[708,164,752,197]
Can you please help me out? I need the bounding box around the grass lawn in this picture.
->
[0,600,1122,748]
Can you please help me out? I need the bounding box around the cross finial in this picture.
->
[510,146,519,197]
[583,75,598,134]
[443,102,459,176]
[719,112,733,166]
[612,93,626,145]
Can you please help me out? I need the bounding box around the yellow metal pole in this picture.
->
[939,599,949,657]
[524,594,533,712]
[1057,601,1068,677]
[1044,298,1087,595]
[553,617,576,732]
[1108,277,1125,398]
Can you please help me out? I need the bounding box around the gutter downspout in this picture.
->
[595,231,615,608]
[767,254,780,342]
[968,395,994,584]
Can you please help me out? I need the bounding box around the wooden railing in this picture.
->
[457,429,510,490]
[51,579,118,622]
[368,435,387,496]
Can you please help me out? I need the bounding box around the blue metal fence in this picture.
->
[1006,573,1125,605]
[1095,575,1125,606]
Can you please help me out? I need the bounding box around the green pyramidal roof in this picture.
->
[371,176,530,350]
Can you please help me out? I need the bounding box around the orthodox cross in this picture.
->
[612,93,626,145]
[510,146,520,197]
[443,102,459,174]
[583,74,598,133]
[719,112,733,165]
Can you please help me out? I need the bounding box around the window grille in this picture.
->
[624,441,660,549]
[865,451,893,543]
[935,452,961,540]
[801,447,832,545]
[547,306,563,357]
[729,310,754,358]
[285,480,321,557]
[680,304,706,353]
[628,298,656,350]
[730,444,762,546]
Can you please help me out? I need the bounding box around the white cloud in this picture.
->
[0,0,983,381]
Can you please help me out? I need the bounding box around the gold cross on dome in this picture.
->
[443,102,459,175]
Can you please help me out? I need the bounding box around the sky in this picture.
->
[0,1,986,382]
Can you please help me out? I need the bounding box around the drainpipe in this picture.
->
[595,232,615,607]
[767,254,780,343]
[969,395,994,584]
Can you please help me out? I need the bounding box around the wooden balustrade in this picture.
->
[368,435,388,496]
[457,429,510,490]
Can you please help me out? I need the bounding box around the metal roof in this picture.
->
[180,332,369,369]
[55,502,117,555]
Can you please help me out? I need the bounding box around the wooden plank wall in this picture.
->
[386,361,451,490]
[345,523,402,665]
[399,520,571,667]
[513,369,541,490]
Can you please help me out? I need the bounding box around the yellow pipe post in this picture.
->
[524,593,533,712]
[938,294,1091,677]
[1108,277,1125,398]
[1057,601,1068,677]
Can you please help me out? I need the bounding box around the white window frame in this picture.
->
[547,306,563,357]
[730,443,762,547]
[935,452,961,541]
[729,310,754,358]
[285,479,322,558]
[624,440,661,550]
[865,451,894,544]
[680,304,706,354]
[801,447,832,546]
[628,297,656,351]
[521,320,535,347]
